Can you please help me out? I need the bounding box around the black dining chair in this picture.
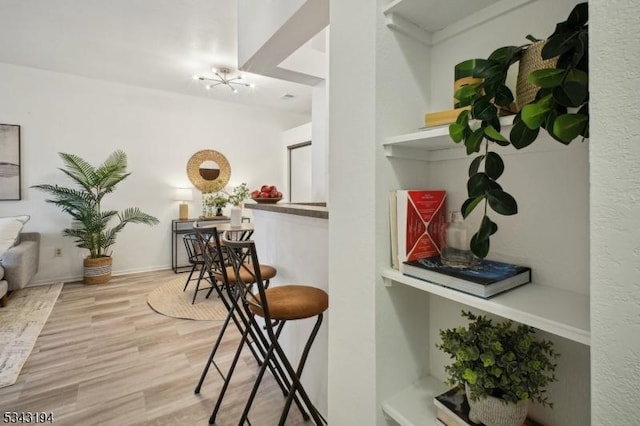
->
[182,232,208,304]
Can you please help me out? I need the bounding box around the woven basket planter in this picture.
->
[465,384,528,426]
[516,40,559,111]
[83,256,113,285]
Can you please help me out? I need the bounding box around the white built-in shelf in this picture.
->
[383,115,515,160]
[382,0,535,46]
[382,268,590,346]
[382,375,448,426]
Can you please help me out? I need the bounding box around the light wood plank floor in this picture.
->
[0,270,310,425]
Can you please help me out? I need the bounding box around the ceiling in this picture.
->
[0,0,316,116]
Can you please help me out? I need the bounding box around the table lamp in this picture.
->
[175,188,193,220]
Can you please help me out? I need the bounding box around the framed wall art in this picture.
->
[0,124,21,200]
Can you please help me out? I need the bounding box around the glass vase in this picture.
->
[441,211,477,268]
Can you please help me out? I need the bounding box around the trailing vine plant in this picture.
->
[449,2,588,259]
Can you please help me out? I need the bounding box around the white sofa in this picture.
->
[0,217,40,306]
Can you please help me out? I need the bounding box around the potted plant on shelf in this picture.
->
[226,183,250,226]
[203,192,229,217]
[436,311,558,426]
[32,150,159,284]
[448,2,588,259]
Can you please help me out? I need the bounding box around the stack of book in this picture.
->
[434,387,543,426]
[402,256,531,299]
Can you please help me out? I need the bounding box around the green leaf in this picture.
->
[489,46,525,66]
[472,61,502,79]
[467,173,490,197]
[465,128,485,154]
[449,123,466,143]
[487,190,518,215]
[542,32,578,59]
[553,114,588,144]
[528,68,566,88]
[470,232,490,258]
[469,155,484,177]
[485,152,505,180]
[494,85,514,108]
[456,109,470,126]
[565,68,588,86]
[472,98,498,122]
[521,102,551,130]
[455,83,482,105]
[510,118,539,149]
[484,125,508,144]
[477,215,498,242]
[461,196,484,218]
[567,2,588,29]
[553,81,588,107]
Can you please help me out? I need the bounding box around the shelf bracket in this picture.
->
[384,144,432,161]
[384,13,433,46]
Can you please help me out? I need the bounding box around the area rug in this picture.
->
[147,275,227,321]
[0,282,63,388]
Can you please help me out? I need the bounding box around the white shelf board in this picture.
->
[382,0,535,45]
[383,115,515,160]
[382,268,590,346]
[382,375,448,426]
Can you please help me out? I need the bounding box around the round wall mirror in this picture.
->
[187,149,231,192]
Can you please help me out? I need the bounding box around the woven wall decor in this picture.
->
[186,149,231,193]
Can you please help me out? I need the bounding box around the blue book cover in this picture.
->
[403,256,532,298]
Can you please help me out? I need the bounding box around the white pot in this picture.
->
[465,384,528,426]
[230,206,242,226]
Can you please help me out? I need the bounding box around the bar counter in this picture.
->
[244,202,328,219]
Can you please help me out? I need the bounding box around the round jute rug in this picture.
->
[147,275,227,320]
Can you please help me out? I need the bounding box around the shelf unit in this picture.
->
[377,1,589,425]
[382,268,590,346]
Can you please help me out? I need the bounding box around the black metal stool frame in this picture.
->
[191,224,310,425]
[223,236,327,426]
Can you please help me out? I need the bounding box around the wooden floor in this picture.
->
[0,270,309,425]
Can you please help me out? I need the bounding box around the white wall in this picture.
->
[250,209,329,417]
[591,0,640,423]
[0,62,308,284]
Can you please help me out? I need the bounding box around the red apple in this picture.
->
[259,191,270,198]
[269,189,279,198]
[251,190,260,199]
[260,184,270,192]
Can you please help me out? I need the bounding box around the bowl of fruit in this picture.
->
[251,185,283,204]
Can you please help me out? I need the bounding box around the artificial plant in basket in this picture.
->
[437,311,559,426]
[449,2,588,259]
[33,150,159,283]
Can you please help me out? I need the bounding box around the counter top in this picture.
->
[245,202,328,219]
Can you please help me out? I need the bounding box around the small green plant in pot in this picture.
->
[32,150,159,284]
[204,192,229,216]
[436,311,559,426]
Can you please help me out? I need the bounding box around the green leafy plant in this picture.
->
[449,2,588,259]
[205,192,229,209]
[227,183,250,207]
[32,150,159,258]
[437,311,558,406]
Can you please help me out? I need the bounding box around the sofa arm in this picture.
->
[2,233,40,291]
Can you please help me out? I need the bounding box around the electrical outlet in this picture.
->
[54,248,62,257]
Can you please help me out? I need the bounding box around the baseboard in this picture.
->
[27,264,172,288]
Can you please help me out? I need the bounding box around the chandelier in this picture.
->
[193,68,255,93]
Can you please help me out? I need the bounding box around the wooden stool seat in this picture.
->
[248,285,328,320]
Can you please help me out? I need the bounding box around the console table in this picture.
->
[171,217,229,273]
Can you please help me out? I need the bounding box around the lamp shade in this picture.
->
[174,188,193,202]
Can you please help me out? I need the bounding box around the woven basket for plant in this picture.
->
[83,256,112,285]
[516,40,559,111]
[466,384,528,426]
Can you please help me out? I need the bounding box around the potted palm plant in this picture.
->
[32,150,159,284]
[436,311,558,426]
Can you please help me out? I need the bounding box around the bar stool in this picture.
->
[192,224,305,425]
[222,235,328,425]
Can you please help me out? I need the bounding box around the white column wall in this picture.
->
[0,62,307,284]
[590,0,640,423]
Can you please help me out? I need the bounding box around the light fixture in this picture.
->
[174,188,193,220]
[192,68,255,93]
